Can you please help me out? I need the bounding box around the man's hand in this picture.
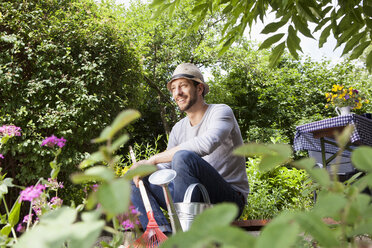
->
[131,159,155,187]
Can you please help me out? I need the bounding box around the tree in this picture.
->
[122,0,225,135]
[150,0,372,70]
[0,0,142,203]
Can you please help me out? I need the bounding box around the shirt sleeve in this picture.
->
[179,105,234,156]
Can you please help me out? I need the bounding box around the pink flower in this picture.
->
[49,196,63,208]
[0,154,4,159]
[22,214,33,223]
[16,223,25,232]
[19,185,45,202]
[121,220,135,230]
[0,125,21,137]
[130,205,139,215]
[45,178,64,189]
[41,135,66,148]
[91,184,99,192]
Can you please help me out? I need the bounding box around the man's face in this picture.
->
[170,78,199,112]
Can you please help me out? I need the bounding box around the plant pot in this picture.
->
[335,106,352,116]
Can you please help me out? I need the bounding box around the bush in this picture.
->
[241,157,313,220]
[0,0,143,205]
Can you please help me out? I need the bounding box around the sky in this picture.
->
[115,0,344,64]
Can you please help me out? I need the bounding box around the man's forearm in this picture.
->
[149,145,181,164]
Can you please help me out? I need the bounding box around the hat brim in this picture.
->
[167,75,209,95]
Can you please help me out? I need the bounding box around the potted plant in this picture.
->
[325,84,369,115]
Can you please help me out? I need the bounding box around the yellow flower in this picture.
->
[337,85,344,91]
[325,104,329,108]
[366,99,370,104]
[332,85,338,92]
[325,93,330,98]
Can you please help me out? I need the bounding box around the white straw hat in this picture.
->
[167,63,209,95]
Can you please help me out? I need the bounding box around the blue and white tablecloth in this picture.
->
[294,114,372,156]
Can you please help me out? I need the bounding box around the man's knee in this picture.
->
[173,150,196,166]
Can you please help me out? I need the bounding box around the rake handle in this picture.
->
[129,146,153,213]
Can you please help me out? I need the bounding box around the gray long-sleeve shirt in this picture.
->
[160,104,249,199]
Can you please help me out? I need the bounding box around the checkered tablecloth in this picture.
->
[294,114,372,156]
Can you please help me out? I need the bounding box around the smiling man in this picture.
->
[130,63,249,233]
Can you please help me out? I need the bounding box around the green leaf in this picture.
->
[269,42,285,67]
[207,226,256,247]
[256,212,299,248]
[336,25,361,49]
[292,158,331,188]
[335,124,354,149]
[295,212,340,247]
[8,198,21,227]
[69,221,105,248]
[0,224,11,237]
[149,0,166,8]
[94,109,140,143]
[50,167,60,179]
[351,146,372,172]
[319,25,332,48]
[287,25,302,59]
[110,109,140,140]
[258,33,285,50]
[97,178,130,215]
[40,206,77,225]
[313,191,347,218]
[296,1,318,22]
[292,15,314,38]
[349,41,370,60]
[79,151,105,169]
[191,3,208,15]
[0,178,13,198]
[71,166,115,184]
[234,143,292,172]
[191,203,238,231]
[110,134,129,153]
[260,21,287,34]
[367,49,372,72]
[123,164,157,180]
[350,219,372,236]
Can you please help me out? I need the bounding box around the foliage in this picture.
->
[1,109,155,247]
[163,127,372,247]
[122,0,230,136]
[0,0,143,205]
[207,40,372,144]
[150,0,372,70]
[241,157,313,220]
[114,135,164,177]
[325,84,369,109]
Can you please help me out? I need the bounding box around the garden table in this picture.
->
[293,114,372,167]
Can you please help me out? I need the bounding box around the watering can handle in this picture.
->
[183,183,211,204]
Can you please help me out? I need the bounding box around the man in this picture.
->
[130,63,249,233]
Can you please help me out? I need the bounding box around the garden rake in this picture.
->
[127,146,168,248]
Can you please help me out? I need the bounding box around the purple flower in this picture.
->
[22,214,33,223]
[41,135,66,148]
[0,125,21,137]
[345,94,350,100]
[130,205,139,215]
[49,196,63,208]
[0,154,4,159]
[45,178,64,189]
[19,184,45,202]
[121,219,135,230]
[91,184,99,192]
[16,223,24,232]
[353,89,359,94]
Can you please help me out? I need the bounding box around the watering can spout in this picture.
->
[149,169,183,234]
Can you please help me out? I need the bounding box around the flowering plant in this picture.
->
[325,84,369,109]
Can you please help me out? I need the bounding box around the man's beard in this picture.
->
[178,88,198,112]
